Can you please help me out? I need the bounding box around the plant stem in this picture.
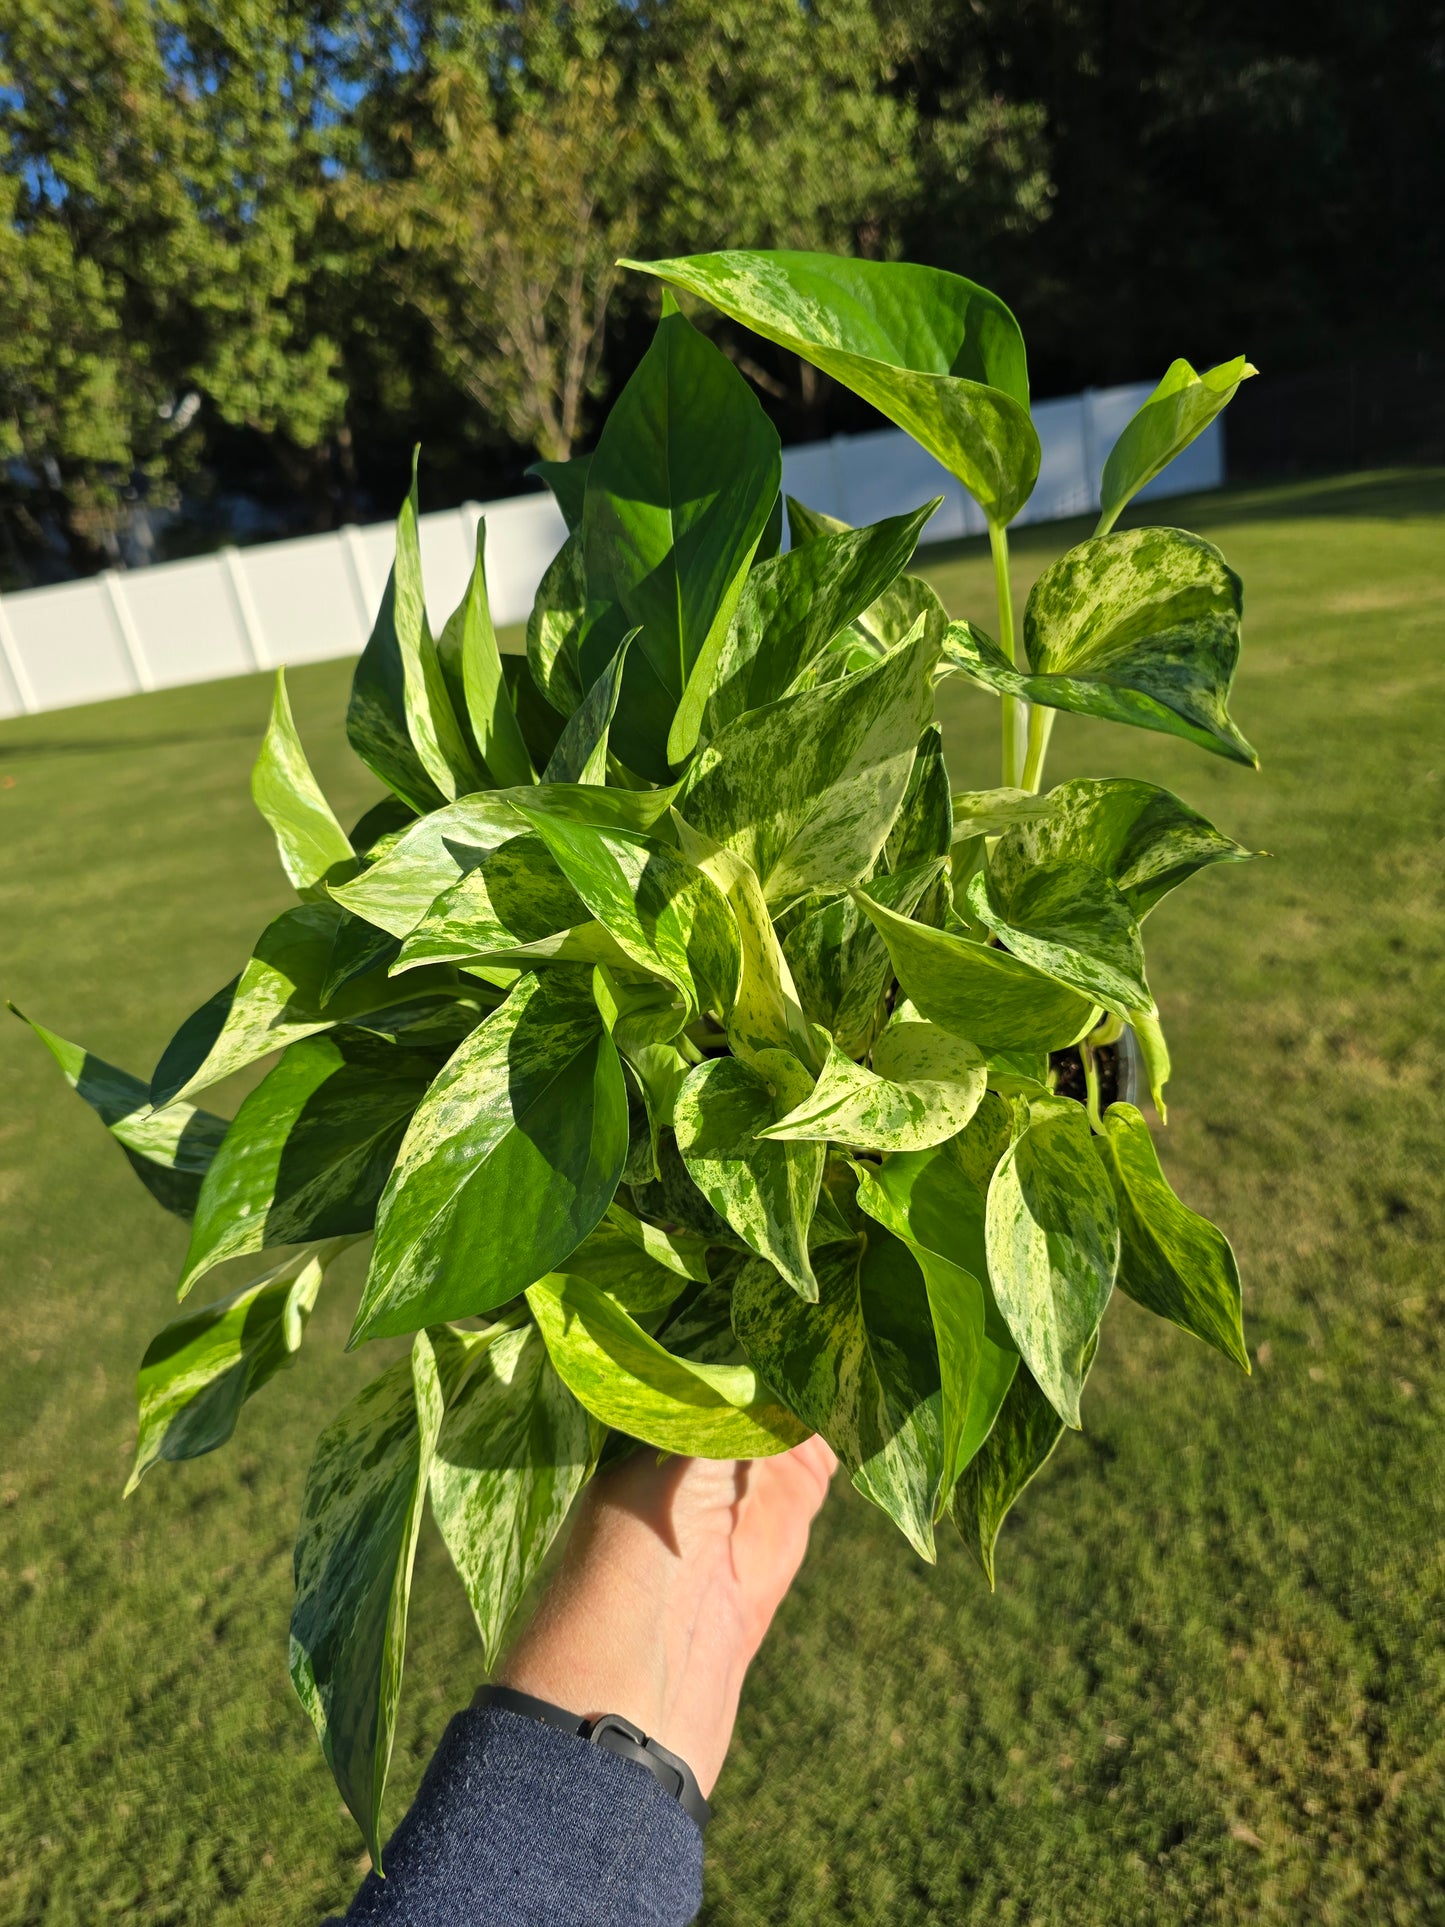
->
[989,520,1026,787]
[1081,1041,1105,1133]
[1021,704,1055,793]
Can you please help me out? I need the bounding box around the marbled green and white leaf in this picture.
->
[950,787,1053,840]
[1128,1005,1172,1118]
[332,786,681,940]
[516,810,741,1023]
[178,1032,435,1298]
[289,1334,444,1865]
[581,308,781,777]
[541,634,633,784]
[853,1136,1020,1481]
[1097,1103,1249,1370]
[760,1015,984,1153]
[852,888,1099,1051]
[14,1007,227,1218]
[673,1053,823,1300]
[705,499,939,735]
[884,724,952,873]
[422,1319,601,1668]
[528,1271,806,1458]
[945,528,1257,765]
[985,1097,1119,1428]
[352,971,628,1343]
[988,776,1256,920]
[950,1347,1093,1587]
[831,574,950,675]
[731,1229,946,1558]
[346,462,483,809]
[624,251,1040,525]
[670,814,818,1072]
[679,630,938,906]
[149,904,456,1108]
[781,862,941,1059]
[965,858,1153,1018]
[436,520,534,788]
[1098,356,1254,534]
[525,529,587,718]
[128,1241,347,1492]
[252,670,356,898]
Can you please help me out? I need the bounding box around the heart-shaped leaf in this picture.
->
[581,308,781,778]
[760,1015,985,1153]
[985,1098,1119,1428]
[516,810,742,1024]
[673,1053,823,1300]
[1096,1103,1249,1370]
[528,1270,806,1457]
[731,1228,946,1558]
[988,776,1257,919]
[965,859,1152,1018]
[944,528,1257,766]
[624,251,1039,526]
[852,888,1099,1051]
[351,971,628,1343]
[1098,356,1255,535]
[393,832,610,973]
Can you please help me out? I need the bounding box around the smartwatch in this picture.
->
[474,1684,712,1831]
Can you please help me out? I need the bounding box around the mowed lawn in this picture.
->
[1,469,1442,1926]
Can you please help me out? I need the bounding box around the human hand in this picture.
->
[499,1437,838,1796]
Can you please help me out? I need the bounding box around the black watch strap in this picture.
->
[473,1684,712,1831]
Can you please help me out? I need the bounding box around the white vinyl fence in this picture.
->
[0,380,1222,720]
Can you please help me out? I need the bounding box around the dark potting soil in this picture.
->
[1049,1040,1123,1108]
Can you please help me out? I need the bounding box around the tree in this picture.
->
[0,0,367,575]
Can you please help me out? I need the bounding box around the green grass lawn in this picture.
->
[2,470,1442,1925]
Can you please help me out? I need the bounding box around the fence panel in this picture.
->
[0,380,1224,717]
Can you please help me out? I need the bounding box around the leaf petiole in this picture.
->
[1081,1040,1105,1134]
[989,520,1028,788]
[1021,703,1055,794]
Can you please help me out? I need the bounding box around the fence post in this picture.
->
[101,570,153,692]
[221,546,272,672]
[0,592,36,715]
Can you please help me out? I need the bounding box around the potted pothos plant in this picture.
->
[20,250,1260,1864]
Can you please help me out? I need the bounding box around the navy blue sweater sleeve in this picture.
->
[332,1701,704,1926]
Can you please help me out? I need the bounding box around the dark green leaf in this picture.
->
[732,1228,946,1558]
[525,531,587,719]
[289,1336,443,1866]
[985,1097,1119,1428]
[128,1241,347,1492]
[527,453,592,535]
[885,724,953,873]
[15,1007,227,1218]
[178,1033,435,1299]
[351,971,628,1343]
[541,635,632,785]
[624,251,1039,525]
[581,309,781,777]
[149,904,456,1107]
[1097,1103,1249,1370]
